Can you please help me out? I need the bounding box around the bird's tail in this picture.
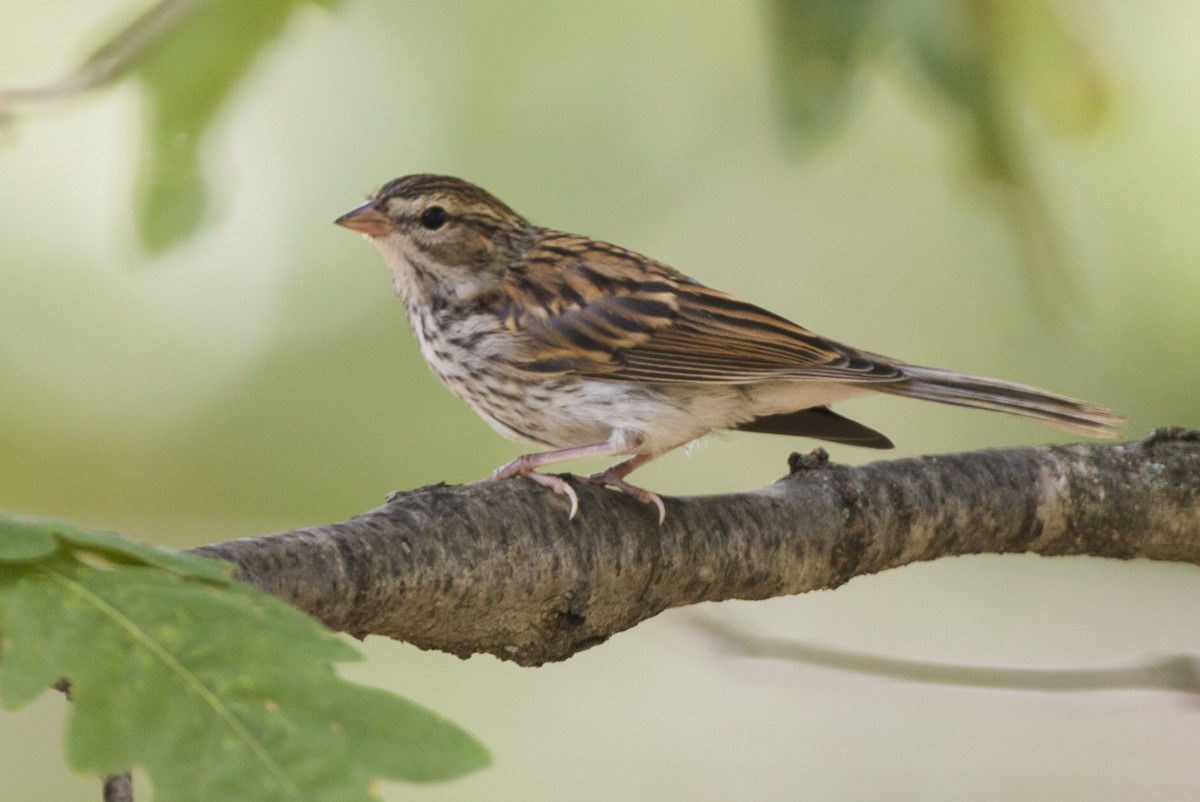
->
[884,365,1124,439]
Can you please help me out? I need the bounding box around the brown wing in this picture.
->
[500,230,902,384]
[497,232,680,374]
[615,282,901,383]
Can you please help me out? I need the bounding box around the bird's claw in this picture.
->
[484,462,580,519]
[519,471,580,520]
[486,457,665,523]
[585,471,666,525]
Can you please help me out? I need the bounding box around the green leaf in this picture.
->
[0,515,58,561]
[0,513,489,799]
[895,1,1017,182]
[130,0,335,252]
[763,0,883,143]
[764,0,1110,303]
[994,0,1109,135]
[0,511,233,582]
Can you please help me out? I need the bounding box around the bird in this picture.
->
[336,174,1122,522]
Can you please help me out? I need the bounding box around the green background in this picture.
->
[2,1,1198,799]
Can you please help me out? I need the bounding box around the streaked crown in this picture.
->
[344,174,532,271]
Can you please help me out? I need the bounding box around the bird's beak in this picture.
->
[335,202,391,237]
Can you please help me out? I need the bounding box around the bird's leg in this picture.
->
[584,453,667,524]
[489,441,627,481]
[485,441,630,520]
[485,435,669,522]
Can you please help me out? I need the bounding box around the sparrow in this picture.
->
[336,174,1122,521]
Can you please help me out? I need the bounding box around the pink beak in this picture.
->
[335,202,391,237]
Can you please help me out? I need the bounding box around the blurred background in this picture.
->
[2,1,1199,799]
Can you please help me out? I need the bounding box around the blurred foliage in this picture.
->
[5,0,1107,277]
[0,511,489,800]
[764,0,1107,149]
[131,0,337,251]
[763,0,1110,299]
[0,0,334,252]
[762,0,884,139]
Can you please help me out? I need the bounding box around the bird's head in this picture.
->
[336,174,532,282]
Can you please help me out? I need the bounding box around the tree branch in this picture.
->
[686,614,1200,695]
[192,428,1200,666]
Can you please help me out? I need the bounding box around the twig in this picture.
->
[0,0,202,116]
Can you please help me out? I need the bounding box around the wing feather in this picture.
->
[501,231,903,384]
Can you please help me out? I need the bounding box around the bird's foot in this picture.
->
[584,469,666,525]
[520,471,580,520]
[486,457,580,520]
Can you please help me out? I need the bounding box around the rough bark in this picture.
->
[102,773,133,802]
[192,428,1200,666]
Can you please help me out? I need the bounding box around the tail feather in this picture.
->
[737,406,895,449]
[885,365,1124,439]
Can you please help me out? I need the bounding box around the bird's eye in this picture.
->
[420,205,447,230]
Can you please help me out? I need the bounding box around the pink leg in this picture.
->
[484,439,671,522]
[584,454,667,524]
[489,441,629,481]
[485,441,632,520]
